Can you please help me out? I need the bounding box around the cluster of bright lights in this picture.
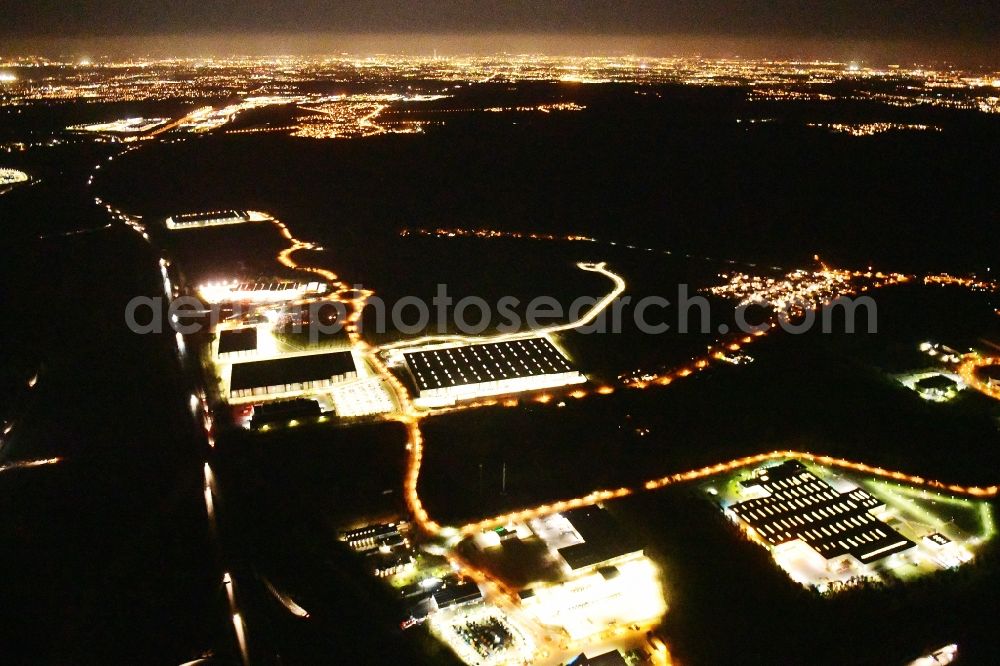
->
[748,88,836,101]
[897,369,966,403]
[483,102,586,113]
[908,644,959,666]
[0,167,29,186]
[4,56,995,117]
[293,101,417,139]
[288,93,451,139]
[807,122,940,136]
[330,378,396,417]
[165,209,267,230]
[619,331,768,388]
[519,556,666,649]
[196,280,326,304]
[429,605,535,666]
[708,267,908,316]
[177,96,312,132]
[715,462,992,589]
[400,226,595,242]
[924,273,999,292]
[67,116,170,134]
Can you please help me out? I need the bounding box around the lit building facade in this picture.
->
[228,350,358,402]
[727,460,914,572]
[399,336,585,407]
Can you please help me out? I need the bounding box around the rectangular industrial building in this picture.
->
[555,507,645,573]
[729,460,914,569]
[198,280,327,304]
[229,350,357,401]
[340,522,404,551]
[166,209,250,229]
[401,336,585,406]
[249,398,321,430]
[218,327,258,359]
[432,581,483,609]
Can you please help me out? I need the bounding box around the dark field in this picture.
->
[86,82,1000,275]
[0,228,228,664]
[418,283,1000,525]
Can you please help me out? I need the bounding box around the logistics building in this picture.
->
[228,350,357,402]
[166,209,272,230]
[727,460,915,571]
[399,336,585,407]
[217,327,259,360]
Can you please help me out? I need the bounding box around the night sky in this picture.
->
[1,0,998,63]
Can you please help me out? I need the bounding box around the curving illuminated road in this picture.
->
[957,355,1000,401]
[0,456,63,475]
[386,262,630,538]
[379,261,627,351]
[457,449,999,535]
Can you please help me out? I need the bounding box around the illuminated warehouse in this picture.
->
[198,279,328,304]
[0,168,29,186]
[540,506,645,575]
[517,507,665,641]
[727,460,914,572]
[166,209,251,229]
[227,350,358,402]
[400,336,585,407]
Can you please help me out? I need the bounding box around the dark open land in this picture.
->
[0,227,229,664]
[81,82,1000,274]
[418,282,1000,526]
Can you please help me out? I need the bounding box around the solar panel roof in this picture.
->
[404,337,574,391]
[731,460,915,564]
[175,209,248,222]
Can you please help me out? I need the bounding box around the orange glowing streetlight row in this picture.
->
[957,355,1000,402]
[268,217,374,344]
[400,227,596,243]
[621,329,769,389]
[402,419,443,535]
[621,267,914,390]
[200,211,439,543]
[0,456,63,475]
[397,227,920,402]
[456,450,998,534]
[924,274,1000,292]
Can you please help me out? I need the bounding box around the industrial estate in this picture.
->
[150,199,998,664]
[3,50,999,666]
